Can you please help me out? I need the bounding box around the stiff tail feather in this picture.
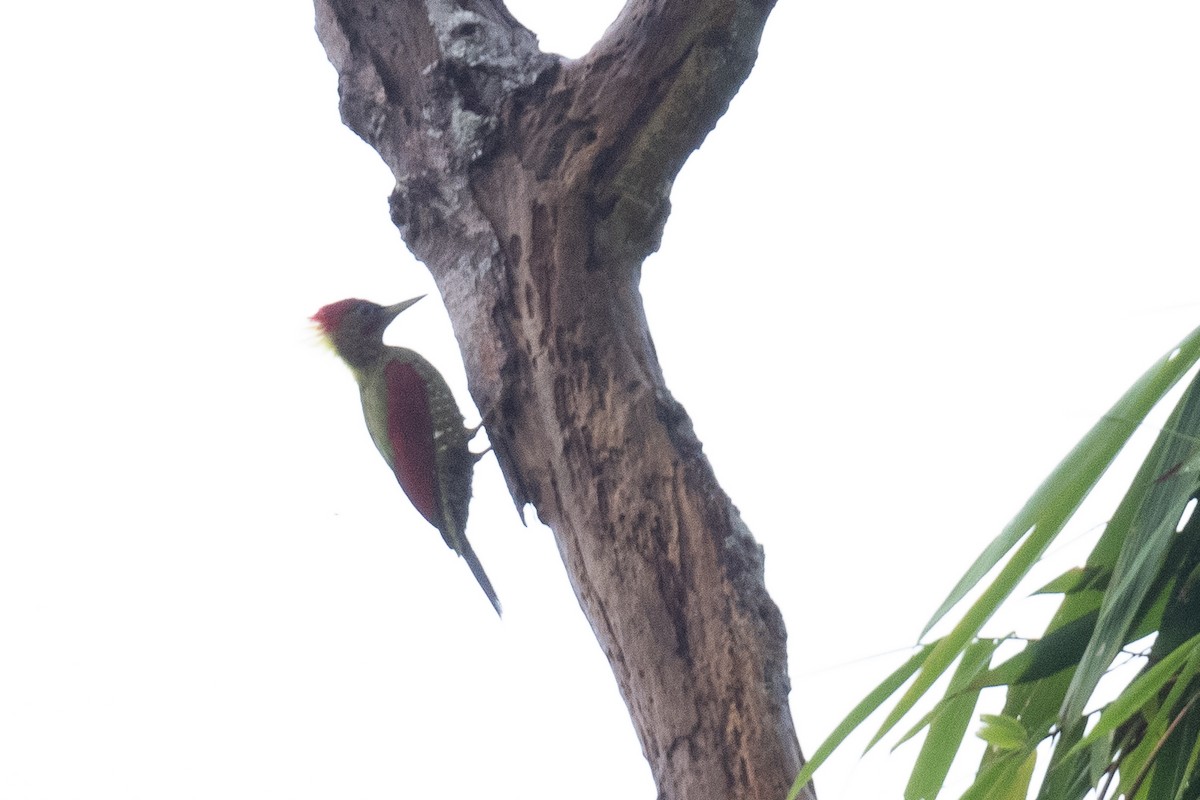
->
[460,539,502,617]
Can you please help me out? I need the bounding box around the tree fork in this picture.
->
[313,1,813,797]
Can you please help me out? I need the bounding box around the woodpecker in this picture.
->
[312,296,500,616]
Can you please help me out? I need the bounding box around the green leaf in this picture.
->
[785,644,935,800]
[959,748,1037,800]
[1146,641,1200,744]
[980,609,1099,687]
[1034,717,1092,800]
[1121,640,1200,797]
[1126,689,1200,800]
[976,713,1028,751]
[794,326,1200,800]
[1061,370,1200,722]
[1115,717,1159,800]
[1033,566,1108,595]
[904,640,997,800]
[895,638,1007,751]
[872,524,1064,747]
[1146,705,1200,800]
[1006,750,1038,800]
[870,329,1200,755]
[920,326,1200,641]
[1065,630,1200,761]
[1087,732,1113,792]
[1170,718,1200,800]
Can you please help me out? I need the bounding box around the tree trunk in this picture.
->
[313,1,813,798]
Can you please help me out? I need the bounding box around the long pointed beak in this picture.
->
[381,295,425,322]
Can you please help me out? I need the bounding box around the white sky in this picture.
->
[2,2,1199,799]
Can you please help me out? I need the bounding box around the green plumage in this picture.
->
[313,296,500,615]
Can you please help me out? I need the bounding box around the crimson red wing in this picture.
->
[384,359,440,526]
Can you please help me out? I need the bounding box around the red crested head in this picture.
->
[312,296,425,367]
[311,298,373,335]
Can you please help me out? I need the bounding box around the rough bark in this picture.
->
[313,1,813,798]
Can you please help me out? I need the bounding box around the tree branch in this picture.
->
[313,1,812,797]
